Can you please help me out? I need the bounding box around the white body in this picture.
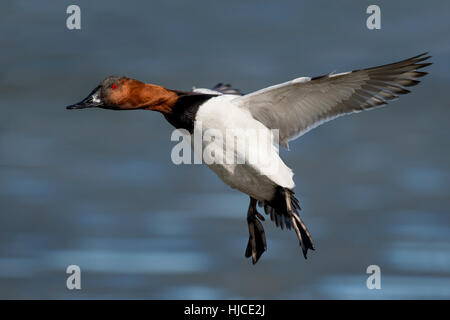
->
[194,95,295,201]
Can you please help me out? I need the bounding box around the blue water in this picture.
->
[1,0,449,299]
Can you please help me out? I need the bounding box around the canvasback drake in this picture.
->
[67,53,431,264]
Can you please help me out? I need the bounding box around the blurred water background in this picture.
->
[0,0,449,299]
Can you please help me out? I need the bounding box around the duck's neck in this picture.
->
[135,83,179,113]
[163,93,216,132]
[124,80,216,131]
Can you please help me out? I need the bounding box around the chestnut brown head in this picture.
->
[66,76,178,113]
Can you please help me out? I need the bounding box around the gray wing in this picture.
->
[233,53,432,148]
[192,83,243,95]
[211,83,243,95]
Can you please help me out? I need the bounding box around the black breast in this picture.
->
[163,93,216,132]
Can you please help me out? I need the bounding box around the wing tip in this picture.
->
[212,83,243,95]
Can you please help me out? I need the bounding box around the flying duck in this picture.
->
[67,53,432,264]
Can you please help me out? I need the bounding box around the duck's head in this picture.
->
[66,76,178,113]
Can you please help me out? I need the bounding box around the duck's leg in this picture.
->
[245,197,267,264]
[284,190,315,259]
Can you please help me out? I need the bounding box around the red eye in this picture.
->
[112,84,118,90]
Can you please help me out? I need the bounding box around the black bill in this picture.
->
[66,85,103,110]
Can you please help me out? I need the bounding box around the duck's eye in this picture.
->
[111,84,118,90]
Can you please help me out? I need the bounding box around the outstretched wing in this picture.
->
[192,83,243,95]
[211,83,243,95]
[233,53,432,148]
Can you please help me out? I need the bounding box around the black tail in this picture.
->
[262,187,315,258]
